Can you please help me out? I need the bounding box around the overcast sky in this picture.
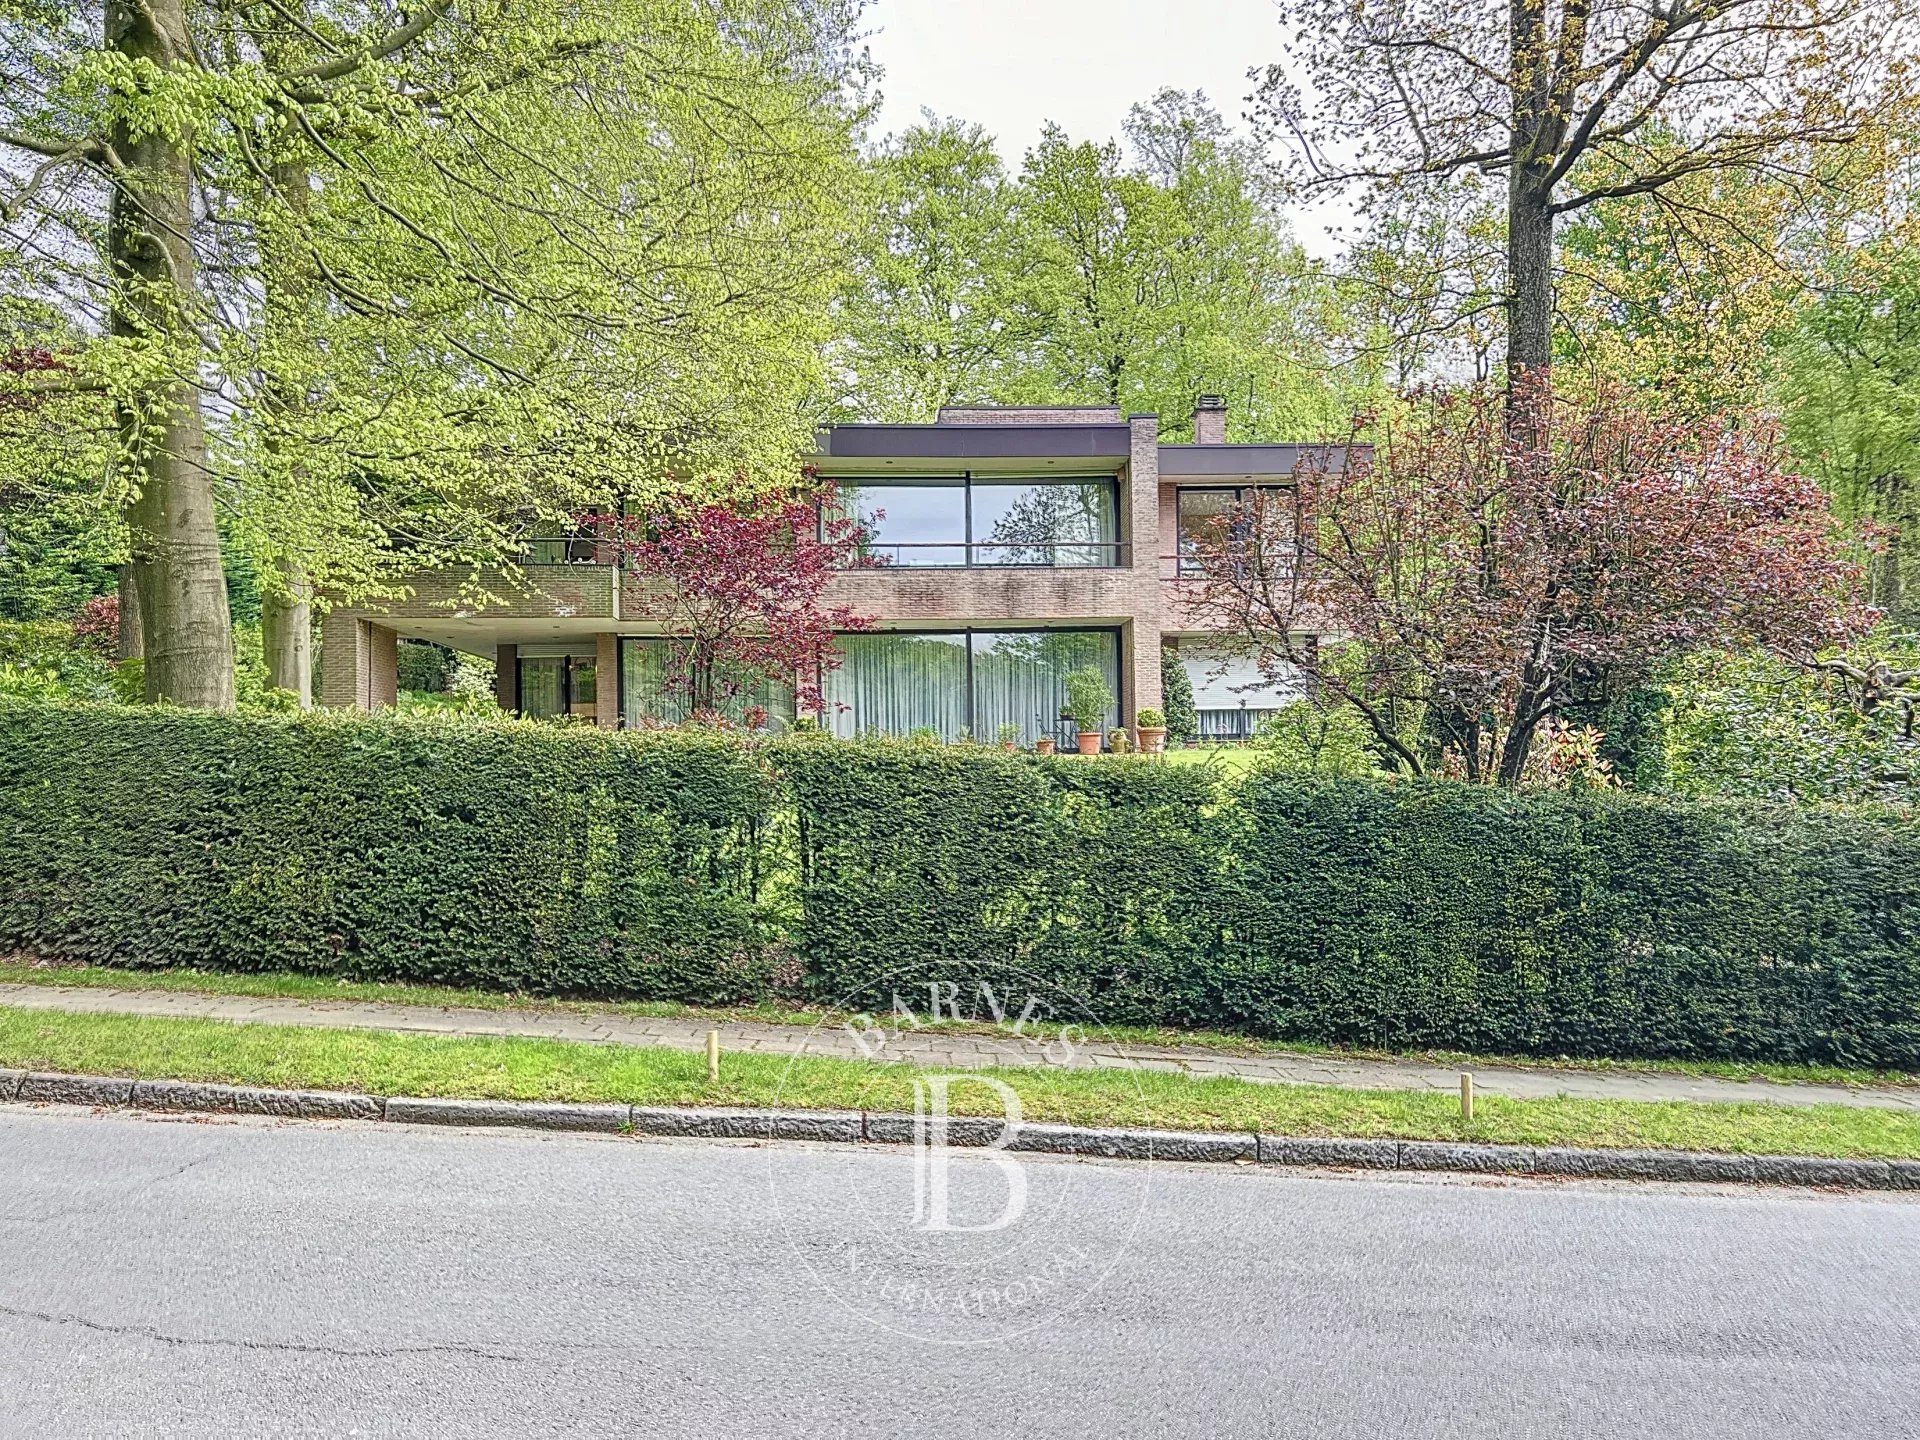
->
[864,0,1288,161]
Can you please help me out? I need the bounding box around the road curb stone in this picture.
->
[632,1106,864,1142]
[19,1073,134,1107]
[386,1097,629,1132]
[1257,1135,1401,1170]
[1,1075,1912,1189]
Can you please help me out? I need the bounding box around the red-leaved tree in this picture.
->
[1188,379,1875,784]
[588,483,874,722]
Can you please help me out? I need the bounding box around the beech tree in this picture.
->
[1256,0,1918,377]
[838,94,1354,437]
[589,485,873,720]
[1188,380,1872,784]
[0,1,864,708]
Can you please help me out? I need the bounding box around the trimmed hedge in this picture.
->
[0,703,782,1002]
[3,701,1917,1066]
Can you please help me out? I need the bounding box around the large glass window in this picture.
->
[825,629,1119,746]
[1176,486,1292,576]
[969,630,1119,747]
[826,476,1120,568]
[971,481,1118,567]
[619,638,795,730]
[829,483,968,566]
[825,632,969,739]
[516,651,597,721]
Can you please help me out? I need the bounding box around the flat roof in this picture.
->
[1157,443,1350,478]
[814,423,1131,462]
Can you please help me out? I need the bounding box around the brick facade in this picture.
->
[321,401,1315,729]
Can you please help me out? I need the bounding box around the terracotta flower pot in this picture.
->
[1035,737,1056,756]
[1000,741,1017,753]
[1137,726,1167,754]
[1076,730,1102,757]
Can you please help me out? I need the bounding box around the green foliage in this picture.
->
[1251,703,1385,777]
[1063,666,1114,731]
[5,706,1917,1067]
[839,95,1363,432]
[0,502,119,623]
[396,640,453,697]
[1658,646,1918,803]
[1159,648,1199,744]
[1775,239,1920,624]
[0,619,116,702]
[0,702,785,1002]
[1135,707,1165,728]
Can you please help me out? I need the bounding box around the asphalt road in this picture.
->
[1,1107,1917,1439]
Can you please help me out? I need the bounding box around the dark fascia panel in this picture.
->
[1157,443,1359,478]
[813,423,1131,461]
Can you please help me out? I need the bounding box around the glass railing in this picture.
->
[849,541,1129,569]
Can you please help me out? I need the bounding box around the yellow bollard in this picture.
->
[1459,1072,1474,1123]
[707,1028,721,1083]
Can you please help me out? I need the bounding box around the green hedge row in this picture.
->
[3,701,1917,1066]
[0,703,782,1002]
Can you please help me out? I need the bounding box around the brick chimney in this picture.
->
[1193,394,1227,445]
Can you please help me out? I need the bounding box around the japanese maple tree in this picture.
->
[588,482,873,722]
[1188,378,1875,784]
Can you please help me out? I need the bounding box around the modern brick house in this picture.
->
[319,398,1315,742]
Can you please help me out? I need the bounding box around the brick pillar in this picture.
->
[1125,414,1166,728]
[595,632,619,728]
[317,610,360,709]
[367,622,398,709]
[316,612,397,711]
[495,644,518,713]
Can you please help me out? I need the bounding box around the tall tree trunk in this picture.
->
[106,0,234,709]
[1507,176,1554,376]
[260,559,312,704]
[1506,0,1556,380]
[114,562,142,661]
[260,145,316,706]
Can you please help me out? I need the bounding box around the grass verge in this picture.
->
[4,955,1914,1092]
[3,1006,1919,1160]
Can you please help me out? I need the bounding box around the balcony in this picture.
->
[851,540,1131,569]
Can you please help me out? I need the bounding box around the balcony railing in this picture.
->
[522,536,607,565]
[1161,550,1296,582]
[848,541,1130,569]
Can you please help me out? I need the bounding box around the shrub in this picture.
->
[1160,649,1198,744]
[1136,707,1165,729]
[1064,666,1114,733]
[4,702,1916,1066]
[0,701,783,1002]
[396,639,454,695]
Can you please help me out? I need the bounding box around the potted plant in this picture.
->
[1135,707,1168,754]
[1064,667,1114,756]
[997,722,1019,753]
[1035,736,1056,756]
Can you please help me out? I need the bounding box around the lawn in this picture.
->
[4,1005,1920,1160]
[4,955,1913,1091]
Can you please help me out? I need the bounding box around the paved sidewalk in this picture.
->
[3,981,1916,1111]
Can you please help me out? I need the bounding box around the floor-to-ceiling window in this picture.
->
[825,628,1120,746]
[619,638,796,730]
[825,476,1122,568]
[516,647,598,722]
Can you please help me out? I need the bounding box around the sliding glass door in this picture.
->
[825,476,1121,568]
[619,638,796,730]
[824,628,1119,745]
